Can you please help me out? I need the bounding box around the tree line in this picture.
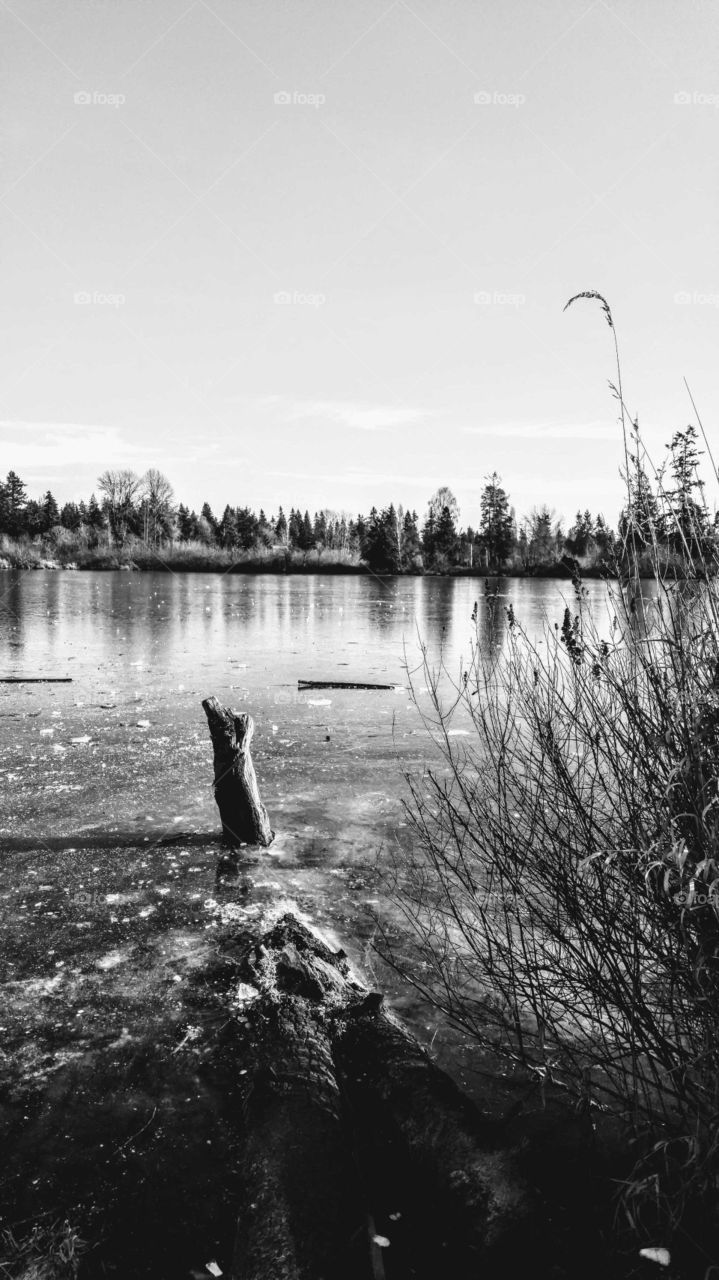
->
[0,428,712,573]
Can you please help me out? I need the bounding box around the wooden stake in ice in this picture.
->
[202,696,274,848]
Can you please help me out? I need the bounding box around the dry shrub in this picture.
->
[380,294,719,1258]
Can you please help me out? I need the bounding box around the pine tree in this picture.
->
[299,510,314,551]
[422,509,437,567]
[479,473,514,569]
[236,506,259,550]
[23,500,44,537]
[87,493,105,531]
[41,490,60,532]
[218,504,239,549]
[4,471,27,537]
[275,507,288,544]
[201,502,218,542]
[434,505,459,566]
[60,502,82,531]
[401,509,421,569]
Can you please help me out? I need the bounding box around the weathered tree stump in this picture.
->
[202,697,274,849]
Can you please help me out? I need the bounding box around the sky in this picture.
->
[1,0,719,530]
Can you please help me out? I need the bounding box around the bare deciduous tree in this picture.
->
[97,469,141,546]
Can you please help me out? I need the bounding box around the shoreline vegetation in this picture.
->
[3,455,711,581]
[0,537,702,580]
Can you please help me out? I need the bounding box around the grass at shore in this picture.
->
[0,537,365,574]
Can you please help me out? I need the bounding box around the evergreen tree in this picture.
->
[3,471,27,536]
[41,490,60,531]
[257,508,273,547]
[288,508,303,548]
[236,506,259,550]
[313,510,327,546]
[200,502,218,540]
[362,506,402,573]
[593,514,614,556]
[23,499,44,537]
[422,509,437,567]
[177,503,191,540]
[299,510,314,551]
[434,505,459,567]
[665,425,708,551]
[479,472,514,569]
[87,493,105,530]
[401,509,421,569]
[275,507,288,544]
[218,504,239,549]
[60,502,82,531]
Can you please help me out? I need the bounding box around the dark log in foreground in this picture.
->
[336,1012,532,1263]
[298,679,396,691]
[233,997,368,1280]
[0,676,72,683]
[202,696,273,849]
[229,914,535,1280]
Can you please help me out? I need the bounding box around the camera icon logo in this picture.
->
[673,91,691,105]
[74,90,92,105]
[274,91,292,105]
[474,90,492,105]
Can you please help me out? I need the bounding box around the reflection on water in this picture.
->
[0,570,619,688]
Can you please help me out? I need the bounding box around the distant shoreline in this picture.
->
[0,556,643,581]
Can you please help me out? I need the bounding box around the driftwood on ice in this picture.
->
[298,679,396,691]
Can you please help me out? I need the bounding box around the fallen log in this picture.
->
[0,676,72,683]
[202,697,274,850]
[232,997,370,1280]
[298,679,396,691]
[227,914,535,1279]
[336,1011,535,1271]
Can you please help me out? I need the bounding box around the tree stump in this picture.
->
[202,697,274,849]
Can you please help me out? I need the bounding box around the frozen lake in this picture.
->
[0,569,612,1033]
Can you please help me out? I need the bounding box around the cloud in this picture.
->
[267,468,489,491]
[0,421,222,480]
[243,396,427,431]
[0,421,154,473]
[462,420,619,440]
